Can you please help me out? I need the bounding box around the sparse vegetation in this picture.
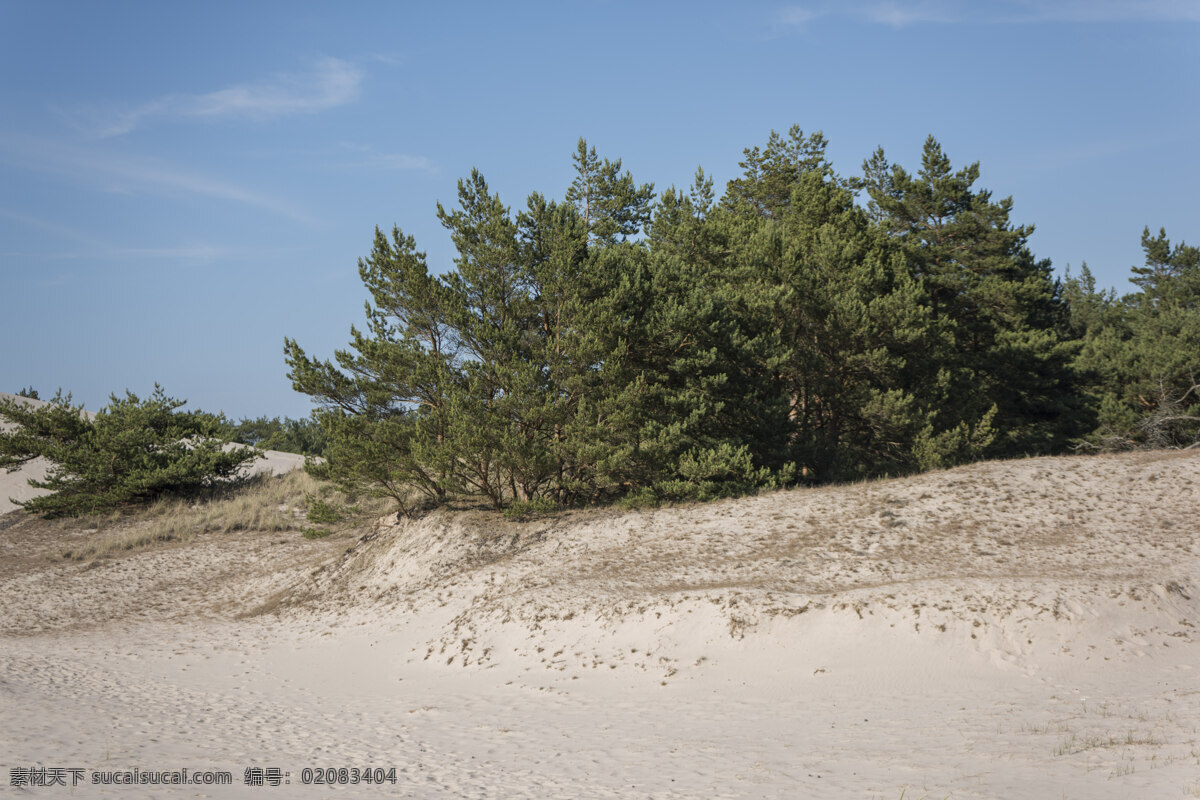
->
[301,526,333,539]
[1053,729,1165,757]
[48,469,390,561]
[616,487,660,511]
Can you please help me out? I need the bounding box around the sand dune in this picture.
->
[2,449,1199,798]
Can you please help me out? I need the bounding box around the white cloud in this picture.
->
[82,58,363,138]
[0,206,103,247]
[777,1,961,29]
[336,142,434,172]
[863,0,959,26]
[0,207,237,264]
[1003,0,1200,22]
[777,6,825,28]
[108,244,227,261]
[0,133,318,225]
[777,0,1200,29]
[373,153,433,170]
[368,52,406,66]
[184,58,361,118]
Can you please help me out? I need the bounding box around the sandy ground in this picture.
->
[2,449,1199,798]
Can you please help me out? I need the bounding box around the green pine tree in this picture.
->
[862,136,1088,459]
[0,387,258,517]
[1068,228,1200,448]
[284,225,463,514]
[565,137,656,245]
[724,130,952,479]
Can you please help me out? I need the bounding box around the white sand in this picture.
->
[2,449,1199,798]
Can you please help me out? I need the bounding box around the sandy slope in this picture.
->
[2,450,1199,798]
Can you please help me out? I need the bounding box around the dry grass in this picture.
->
[1053,730,1166,757]
[56,470,393,562]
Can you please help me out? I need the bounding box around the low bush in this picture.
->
[0,386,259,517]
[501,496,558,521]
[305,495,341,524]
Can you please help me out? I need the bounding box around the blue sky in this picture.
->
[2,1,1197,419]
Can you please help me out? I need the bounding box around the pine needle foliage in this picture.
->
[0,386,260,517]
[1065,228,1200,449]
[286,129,1104,513]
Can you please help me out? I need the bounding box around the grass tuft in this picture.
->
[59,470,392,561]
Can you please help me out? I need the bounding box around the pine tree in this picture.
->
[723,126,840,219]
[724,131,953,479]
[516,190,642,501]
[224,415,327,456]
[564,138,655,245]
[286,130,1121,514]
[1069,228,1200,448]
[862,136,1088,459]
[0,387,257,517]
[284,225,463,513]
[286,140,798,512]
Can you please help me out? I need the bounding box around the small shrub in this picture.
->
[306,494,341,524]
[502,496,558,521]
[654,443,793,501]
[617,487,660,510]
[301,526,332,539]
